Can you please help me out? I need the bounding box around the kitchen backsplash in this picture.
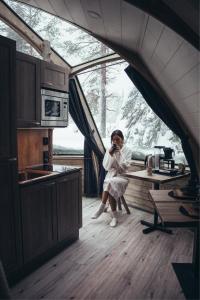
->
[17,129,53,170]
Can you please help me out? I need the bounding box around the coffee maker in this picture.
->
[153,146,176,174]
[162,147,175,169]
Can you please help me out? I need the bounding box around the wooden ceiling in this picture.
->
[5,0,200,154]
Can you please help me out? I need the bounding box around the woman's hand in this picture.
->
[109,144,120,156]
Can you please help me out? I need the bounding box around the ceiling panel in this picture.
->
[149,52,166,76]
[100,0,121,44]
[64,0,89,29]
[182,92,200,114]
[182,112,200,133]
[140,29,158,60]
[80,0,106,37]
[190,126,200,145]
[34,0,55,14]
[121,1,146,50]
[169,64,199,100]
[48,0,73,22]
[161,41,200,87]
[146,16,164,40]
[152,27,183,69]
[140,17,164,61]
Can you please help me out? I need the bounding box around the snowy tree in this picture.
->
[121,88,181,151]
[2,0,42,56]
[59,26,115,137]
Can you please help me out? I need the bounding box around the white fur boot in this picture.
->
[91,203,106,219]
[110,211,118,227]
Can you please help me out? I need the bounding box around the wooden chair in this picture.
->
[104,196,131,214]
[117,196,131,214]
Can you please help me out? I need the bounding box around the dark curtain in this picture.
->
[125,65,199,184]
[69,78,105,196]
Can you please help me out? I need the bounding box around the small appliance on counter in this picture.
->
[150,146,177,176]
[154,146,163,170]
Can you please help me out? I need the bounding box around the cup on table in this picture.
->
[147,167,153,176]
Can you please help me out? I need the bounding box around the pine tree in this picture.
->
[2,0,42,56]
[121,88,181,150]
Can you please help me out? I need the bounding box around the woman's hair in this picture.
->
[111,129,124,142]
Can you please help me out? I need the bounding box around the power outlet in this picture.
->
[43,137,49,145]
[43,151,49,164]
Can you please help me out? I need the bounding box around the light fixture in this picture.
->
[87,10,101,19]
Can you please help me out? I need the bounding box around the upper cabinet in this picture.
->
[16,52,69,128]
[16,52,41,128]
[41,61,68,92]
[0,36,17,158]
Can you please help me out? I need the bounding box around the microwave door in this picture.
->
[42,96,62,121]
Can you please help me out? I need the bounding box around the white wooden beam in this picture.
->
[0,0,71,71]
[71,53,121,75]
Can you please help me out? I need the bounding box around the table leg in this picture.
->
[141,210,172,234]
[141,183,172,234]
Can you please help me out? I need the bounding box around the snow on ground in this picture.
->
[53,125,84,150]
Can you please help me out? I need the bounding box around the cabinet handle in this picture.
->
[58,178,70,183]
[8,158,17,162]
[33,122,40,125]
[44,182,55,187]
[47,82,53,85]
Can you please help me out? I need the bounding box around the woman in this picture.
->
[92,130,132,227]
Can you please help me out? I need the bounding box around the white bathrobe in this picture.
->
[103,145,132,200]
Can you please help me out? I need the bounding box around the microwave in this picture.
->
[41,88,68,127]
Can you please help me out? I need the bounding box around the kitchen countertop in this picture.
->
[18,164,81,186]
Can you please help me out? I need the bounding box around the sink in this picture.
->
[18,169,53,182]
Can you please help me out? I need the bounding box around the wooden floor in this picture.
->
[11,197,194,300]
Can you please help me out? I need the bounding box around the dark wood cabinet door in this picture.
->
[41,61,68,92]
[20,181,57,263]
[16,52,40,128]
[0,36,16,158]
[0,160,21,273]
[56,171,81,242]
[0,36,21,276]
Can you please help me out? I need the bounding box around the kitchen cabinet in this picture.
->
[57,171,82,242]
[41,60,68,92]
[16,53,69,128]
[16,52,41,128]
[20,180,57,263]
[0,36,21,275]
[0,161,21,274]
[19,170,82,266]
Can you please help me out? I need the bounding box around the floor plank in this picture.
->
[11,197,193,300]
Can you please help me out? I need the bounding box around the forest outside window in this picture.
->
[4,0,113,66]
[78,62,187,164]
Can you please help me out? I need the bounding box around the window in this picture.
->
[78,62,187,164]
[53,115,84,155]
[0,20,41,58]
[4,0,114,66]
